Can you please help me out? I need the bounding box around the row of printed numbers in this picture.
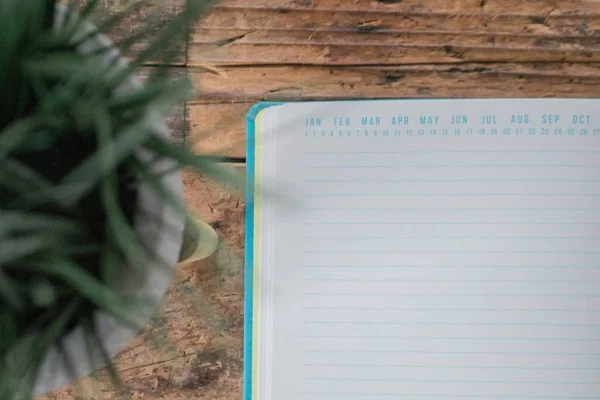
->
[305,128,600,137]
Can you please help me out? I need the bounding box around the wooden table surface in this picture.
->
[44,0,600,398]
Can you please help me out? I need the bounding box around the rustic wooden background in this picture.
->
[43,0,600,398]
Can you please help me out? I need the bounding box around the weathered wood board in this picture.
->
[190,0,600,65]
[188,63,600,157]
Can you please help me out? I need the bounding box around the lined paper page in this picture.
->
[259,99,600,400]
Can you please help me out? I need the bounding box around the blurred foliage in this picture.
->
[0,1,243,398]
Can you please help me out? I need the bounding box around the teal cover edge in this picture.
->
[244,101,283,400]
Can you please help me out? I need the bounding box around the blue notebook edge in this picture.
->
[244,101,284,400]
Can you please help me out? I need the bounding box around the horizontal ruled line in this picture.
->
[303,222,600,225]
[304,236,600,240]
[302,321,600,327]
[303,208,600,211]
[304,250,600,254]
[306,193,600,197]
[305,179,600,183]
[300,335,600,340]
[301,392,597,399]
[300,377,600,385]
[302,265,600,269]
[301,349,600,355]
[305,165,600,169]
[302,293,600,297]
[297,142,600,397]
[301,308,600,313]
[305,151,600,154]
[300,278,600,283]
[299,363,600,370]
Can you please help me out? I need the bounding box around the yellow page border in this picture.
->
[252,108,266,400]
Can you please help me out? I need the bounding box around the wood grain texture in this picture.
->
[88,0,188,65]
[188,102,249,156]
[188,62,600,156]
[216,0,600,14]
[189,0,600,66]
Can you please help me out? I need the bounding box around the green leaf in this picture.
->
[83,316,127,395]
[0,219,91,270]
[82,4,166,61]
[0,118,43,159]
[24,52,88,82]
[94,107,150,278]
[42,0,56,31]
[107,0,218,90]
[0,300,80,400]
[22,117,156,209]
[0,212,82,238]
[0,306,17,354]
[129,154,191,225]
[55,339,79,391]
[64,0,147,51]
[64,0,83,23]
[78,0,101,20]
[0,236,57,268]
[132,158,186,216]
[109,78,192,115]
[0,158,53,196]
[28,47,119,118]
[101,174,150,277]
[120,159,190,274]
[100,243,124,291]
[15,181,89,211]
[27,299,81,394]
[0,332,41,400]
[29,278,57,308]
[62,116,155,192]
[28,260,142,330]
[0,269,26,311]
[87,0,146,35]
[93,107,115,171]
[143,136,246,196]
[0,0,52,126]
[59,0,100,42]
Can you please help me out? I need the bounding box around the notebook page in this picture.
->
[257,99,600,400]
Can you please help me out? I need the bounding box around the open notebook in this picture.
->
[245,99,600,400]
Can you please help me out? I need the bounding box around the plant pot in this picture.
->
[179,216,220,264]
[32,6,186,395]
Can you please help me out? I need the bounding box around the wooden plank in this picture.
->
[196,9,598,37]
[188,102,250,156]
[190,41,600,66]
[189,2,600,66]
[215,0,600,15]
[194,28,600,47]
[79,0,188,65]
[188,63,600,103]
[187,63,600,157]
[192,28,600,62]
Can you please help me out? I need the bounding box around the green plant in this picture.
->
[0,1,242,398]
